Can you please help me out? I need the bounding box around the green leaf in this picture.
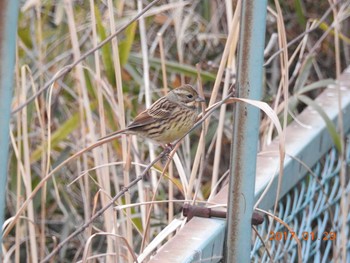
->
[129,53,216,82]
[95,6,116,86]
[31,112,80,163]
[293,56,313,93]
[201,0,211,21]
[296,78,335,95]
[297,94,341,152]
[84,68,95,98]
[17,19,33,49]
[317,20,350,45]
[294,0,306,27]
[119,21,137,66]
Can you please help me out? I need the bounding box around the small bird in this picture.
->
[99,84,205,146]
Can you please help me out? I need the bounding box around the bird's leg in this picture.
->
[161,143,173,163]
[164,143,174,152]
[144,170,151,181]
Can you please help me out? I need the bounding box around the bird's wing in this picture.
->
[148,98,177,118]
[128,97,176,129]
[127,110,156,129]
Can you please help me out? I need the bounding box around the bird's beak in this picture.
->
[196,96,205,102]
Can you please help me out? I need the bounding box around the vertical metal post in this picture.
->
[225,0,267,262]
[0,0,20,255]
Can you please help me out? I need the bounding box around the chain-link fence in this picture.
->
[252,135,350,262]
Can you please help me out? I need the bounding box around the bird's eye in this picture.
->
[187,94,193,99]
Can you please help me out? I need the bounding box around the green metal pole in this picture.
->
[0,0,20,255]
[225,0,268,261]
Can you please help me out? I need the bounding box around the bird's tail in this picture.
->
[97,129,128,142]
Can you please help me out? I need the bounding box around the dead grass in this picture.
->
[3,0,350,262]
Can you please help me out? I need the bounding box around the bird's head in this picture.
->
[168,84,205,109]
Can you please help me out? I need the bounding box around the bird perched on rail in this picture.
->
[99,84,205,146]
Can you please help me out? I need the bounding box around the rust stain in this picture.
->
[239,1,254,97]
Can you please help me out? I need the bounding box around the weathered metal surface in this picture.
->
[149,217,226,263]
[225,0,268,262]
[0,0,20,255]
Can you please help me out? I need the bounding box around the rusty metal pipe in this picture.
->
[224,0,268,262]
[182,204,264,226]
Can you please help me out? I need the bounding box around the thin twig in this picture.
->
[252,226,274,263]
[256,208,303,263]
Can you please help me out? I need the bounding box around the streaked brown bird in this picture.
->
[99,84,205,146]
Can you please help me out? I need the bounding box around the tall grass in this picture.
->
[3,0,350,262]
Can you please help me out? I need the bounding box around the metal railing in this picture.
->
[252,142,350,262]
